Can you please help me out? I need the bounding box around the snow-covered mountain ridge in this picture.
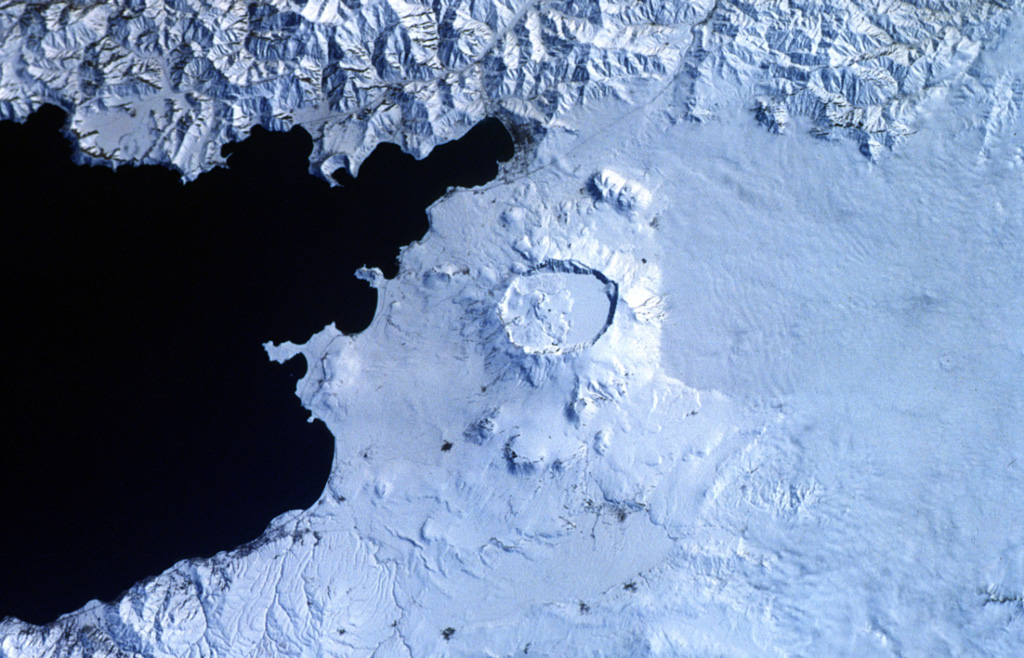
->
[0,0,1015,179]
[1,0,1023,656]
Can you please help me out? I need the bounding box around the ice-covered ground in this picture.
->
[1,0,1016,180]
[2,0,1023,655]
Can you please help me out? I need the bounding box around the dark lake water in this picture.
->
[0,105,513,624]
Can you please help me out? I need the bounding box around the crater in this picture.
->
[498,260,618,355]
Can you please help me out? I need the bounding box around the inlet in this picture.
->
[0,105,514,624]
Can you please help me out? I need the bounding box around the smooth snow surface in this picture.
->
[2,0,1024,656]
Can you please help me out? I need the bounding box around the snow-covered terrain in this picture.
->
[2,0,1023,655]
[1,0,1016,179]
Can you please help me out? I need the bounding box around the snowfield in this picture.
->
[2,0,1023,655]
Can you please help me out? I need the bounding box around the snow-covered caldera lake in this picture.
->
[1,0,1023,655]
[498,259,618,354]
